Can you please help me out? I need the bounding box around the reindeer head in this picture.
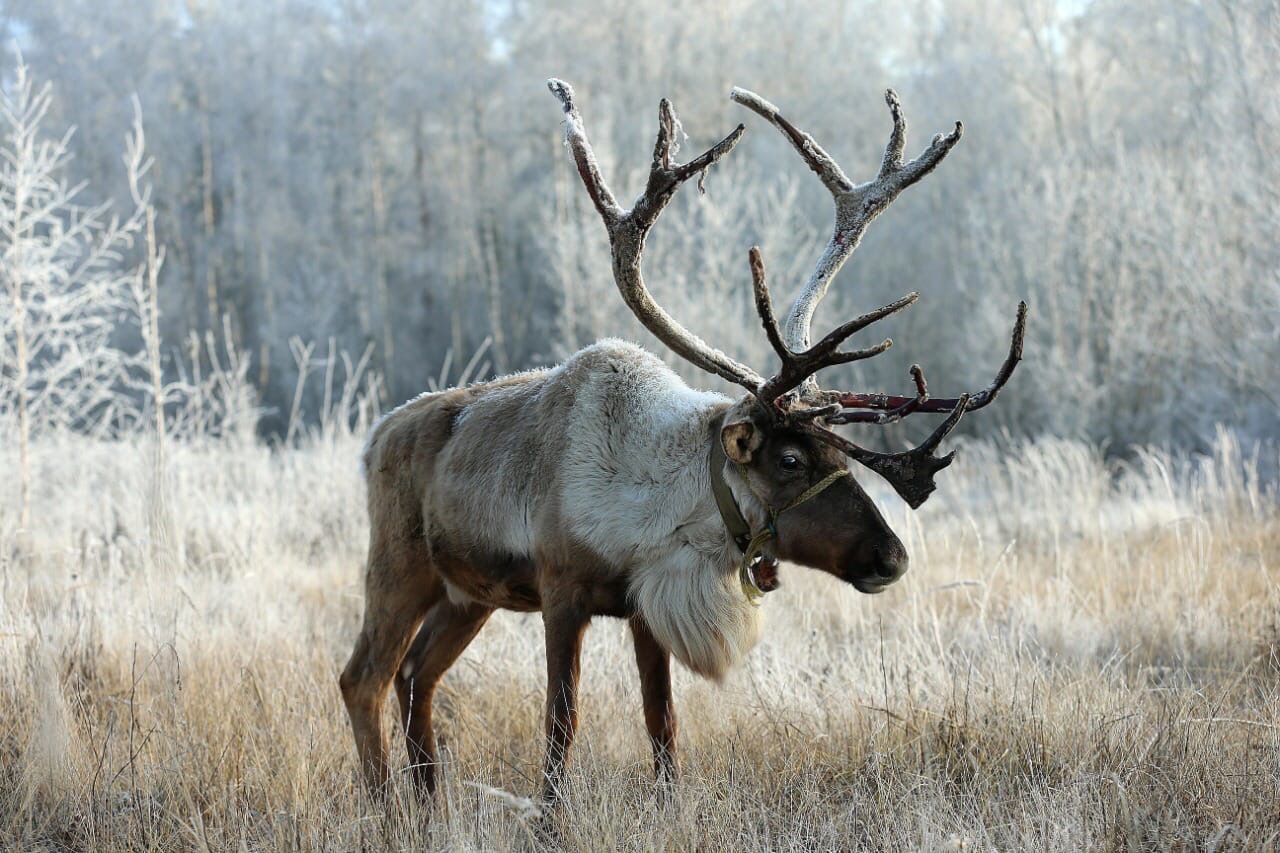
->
[549,79,1026,594]
[718,394,908,593]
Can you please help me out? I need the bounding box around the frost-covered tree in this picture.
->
[4,0,1277,451]
[0,61,146,529]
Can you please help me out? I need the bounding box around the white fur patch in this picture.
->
[629,549,762,681]
[442,578,475,607]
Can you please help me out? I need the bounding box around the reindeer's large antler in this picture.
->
[548,79,764,393]
[732,88,1027,508]
[551,80,1027,508]
[731,88,963,356]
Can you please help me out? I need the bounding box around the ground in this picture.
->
[1,431,1277,850]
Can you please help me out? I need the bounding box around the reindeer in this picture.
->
[339,79,1026,804]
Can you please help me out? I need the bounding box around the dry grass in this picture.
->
[1,430,1277,851]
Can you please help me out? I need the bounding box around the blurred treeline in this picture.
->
[4,0,1277,448]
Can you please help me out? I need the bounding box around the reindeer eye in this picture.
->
[779,454,801,472]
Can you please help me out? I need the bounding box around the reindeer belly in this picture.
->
[431,546,543,611]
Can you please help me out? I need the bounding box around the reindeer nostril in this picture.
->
[875,546,908,580]
[848,539,909,590]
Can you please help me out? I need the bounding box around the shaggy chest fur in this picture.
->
[364,339,764,680]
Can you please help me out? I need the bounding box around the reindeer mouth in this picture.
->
[852,577,895,595]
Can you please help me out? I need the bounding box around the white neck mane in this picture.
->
[624,413,766,682]
[554,341,768,681]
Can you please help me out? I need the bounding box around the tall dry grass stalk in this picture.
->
[0,430,1276,850]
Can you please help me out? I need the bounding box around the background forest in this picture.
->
[2,2,1279,850]
[3,0,1277,450]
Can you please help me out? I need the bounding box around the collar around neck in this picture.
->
[709,425,753,554]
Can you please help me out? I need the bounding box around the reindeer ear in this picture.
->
[721,419,764,464]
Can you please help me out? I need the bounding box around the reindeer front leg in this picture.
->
[630,617,678,786]
[541,598,590,805]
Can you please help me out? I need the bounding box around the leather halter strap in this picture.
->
[710,432,754,554]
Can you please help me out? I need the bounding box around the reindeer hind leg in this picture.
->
[394,595,492,796]
[340,536,437,795]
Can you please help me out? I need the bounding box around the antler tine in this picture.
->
[750,244,919,411]
[826,364,930,426]
[748,246,790,364]
[963,300,1027,410]
[548,78,622,223]
[805,393,970,509]
[549,79,763,392]
[731,87,963,357]
[811,302,1026,506]
[831,300,1027,419]
[753,290,919,404]
[729,88,854,195]
[880,89,907,174]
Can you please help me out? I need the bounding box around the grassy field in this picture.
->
[1,429,1277,850]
